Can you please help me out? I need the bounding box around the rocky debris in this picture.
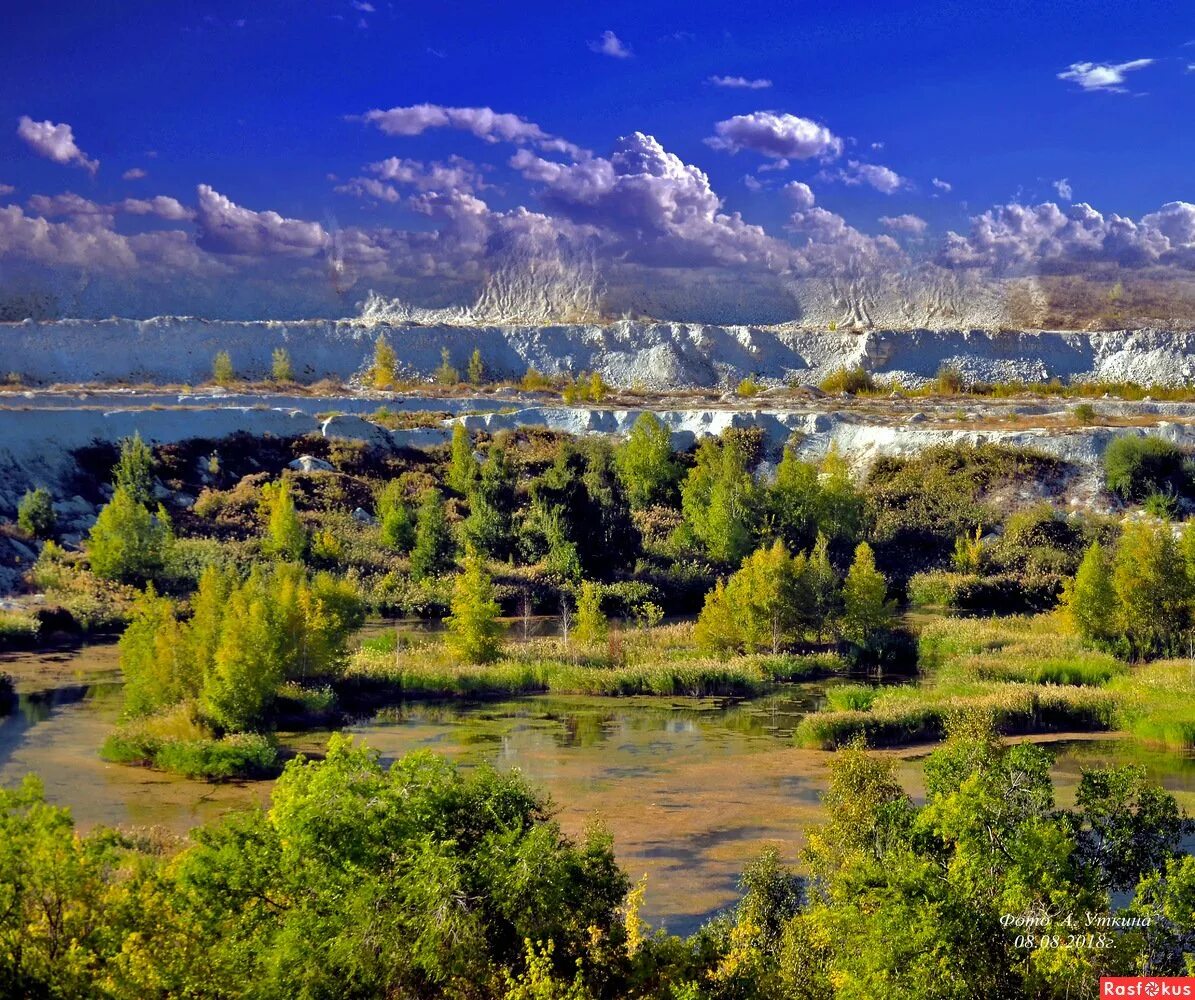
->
[289,455,335,473]
[352,507,376,525]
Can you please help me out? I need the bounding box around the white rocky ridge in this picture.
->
[5,317,1195,388]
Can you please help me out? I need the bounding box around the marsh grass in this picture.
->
[796,681,1118,749]
[345,628,846,699]
[102,704,280,780]
[796,614,1128,748]
[1110,659,1195,749]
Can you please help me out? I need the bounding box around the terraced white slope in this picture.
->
[5,318,1195,388]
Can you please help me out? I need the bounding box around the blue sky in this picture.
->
[2,0,1194,319]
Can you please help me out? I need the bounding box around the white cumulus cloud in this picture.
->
[1057,58,1153,93]
[880,213,928,235]
[16,116,99,174]
[706,112,843,162]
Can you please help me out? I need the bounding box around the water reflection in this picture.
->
[3,642,1195,935]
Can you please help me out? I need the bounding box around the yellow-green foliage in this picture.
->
[573,581,608,645]
[370,336,397,389]
[212,350,234,385]
[119,563,362,732]
[819,366,874,394]
[695,537,847,654]
[1064,521,1192,660]
[348,626,846,698]
[445,548,503,664]
[87,486,172,582]
[261,479,306,559]
[271,347,294,382]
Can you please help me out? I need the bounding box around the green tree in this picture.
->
[681,436,758,564]
[371,336,397,389]
[446,547,504,663]
[201,572,281,731]
[467,347,485,385]
[463,446,516,558]
[435,346,459,385]
[262,478,306,559]
[16,487,55,539]
[212,350,235,386]
[114,431,154,504]
[376,480,415,552]
[840,541,894,647]
[271,346,294,382]
[186,564,234,693]
[119,584,185,716]
[614,412,680,509]
[1110,519,1189,658]
[693,578,741,654]
[0,776,127,999]
[410,489,454,580]
[448,422,480,494]
[573,581,608,645]
[1064,540,1117,647]
[87,485,171,582]
[695,540,813,654]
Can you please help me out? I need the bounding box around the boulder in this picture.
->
[321,414,393,450]
[288,455,335,473]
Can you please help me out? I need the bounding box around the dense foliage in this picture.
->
[2,723,1191,999]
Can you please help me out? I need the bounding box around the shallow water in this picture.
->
[3,642,1194,935]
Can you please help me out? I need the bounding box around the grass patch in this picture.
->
[795,681,1119,749]
[345,631,846,699]
[0,610,39,645]
[1110,660,1195,749]
[795,614,1127,748]
[101,705,279,780]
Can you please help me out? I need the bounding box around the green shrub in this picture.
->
[212,350,235,386]
[17,487,55,539]
[271,347,295,382]
[1072,402,1097,425]
[1103,435,1189,501]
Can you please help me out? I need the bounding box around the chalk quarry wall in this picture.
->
[5,318,1195,388]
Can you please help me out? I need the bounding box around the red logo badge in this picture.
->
[1101,980,1195,998]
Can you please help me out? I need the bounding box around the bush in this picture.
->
[1073,402,1097,425]
[0,610,40,643]
[935,365,965,394]
[212,350,235,386]
[736,377,763,398]
[17,487,55,539]
[271,347,294,382]
[819,366,874,394]
[1103,435,1189,502]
